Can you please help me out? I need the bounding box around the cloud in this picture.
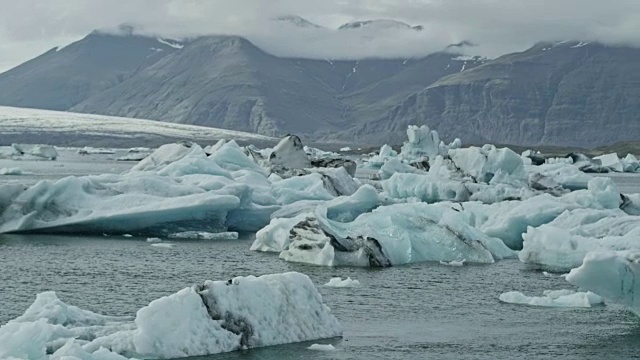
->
[0,0,639,71]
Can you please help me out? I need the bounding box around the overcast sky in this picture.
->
[1,0,639,72]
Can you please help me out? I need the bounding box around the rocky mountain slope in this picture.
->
[0,29,181,111]
[0,20,637,148]
[337,41,640,147]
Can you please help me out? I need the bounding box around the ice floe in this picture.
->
[325,277,361,287]
[499,289,604,308]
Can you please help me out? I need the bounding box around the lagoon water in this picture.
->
[1,150,640,359]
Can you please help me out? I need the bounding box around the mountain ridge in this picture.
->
[0,23,637,148]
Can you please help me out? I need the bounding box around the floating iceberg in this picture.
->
[254,200,516,267]
[594,153,623,172]
[566,251,640,316]
[168,231,239,240]
[2,143,58,160]
[325,277,361,287]
[449,145,525,184]
[0,272,342,359]
[399,124,443,161]
[499,289,604,308]
[308,344,337,351]
[77,147,116,155]
[0,167,24,175]
[519,208,640,271]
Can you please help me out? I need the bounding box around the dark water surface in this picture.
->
[1,234,639,360]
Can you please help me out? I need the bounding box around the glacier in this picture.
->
[0,272,342,359]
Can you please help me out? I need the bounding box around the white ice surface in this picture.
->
[519,208,640,271]
[0,106,274,143]
[499,289,604,308]
[566,251,640,316]
[0,167,24,175]
[325,277,361,287]
[308,344,336,351]
[0,273,342,359]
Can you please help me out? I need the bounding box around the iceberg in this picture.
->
[399,124,442,161]
[308,343,337,351]
[470,177,623,249]
[519,208,640,271]
[0,272,342,359]
[382,173,470,203]
[269,135,311,170]
[167,231,239,240]
[566,251,640,316]
[499,289,604,308]
[0,142,279,235]
[364,144,397,169]
[0,167,24,175]
[593,153,623,172]
[449,145,525,184]
[324,277,361,287]
[77,147,116,155]
[255,200,516,267]
[5,143,58,160]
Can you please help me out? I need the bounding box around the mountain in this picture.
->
[335,41,640,147]
[1,22,637,148]
[67,35,483,138]
[0,31,181,110]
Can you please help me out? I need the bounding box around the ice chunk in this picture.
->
[304,145,340,160]
[272,203,515,267]
[339,147,351,152]
[131,143,195,172]
[209,140,267,175]
[269,135,311,170]
[0,167,24,175]
[499,289,604,308]
[146,237,162,243]
[621,153,640,172]
[526,164,593,190]
[519,209,640,271]
[440,259,465,266]
[0,273,341,359]
[477,177,622,249]
[364,144,397,169]
[324,277,361,287]
[271,168,359,205]
[566,251,640,316]
[0,175,240,235]
[77,147,116,155]
[308,344,336,351]
[400,125,441,160]
[378,158,427,180]
[449,145,524,183]
[382,173,470,203]
[251,213,312,252]
[168,231,239,240]
[14,291,126,326]
[10,143,58,160]
[151,243,174,248]
[594,153,623,172]
[133,272,342,357]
